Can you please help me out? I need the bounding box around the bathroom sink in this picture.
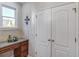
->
[7,35,18,43]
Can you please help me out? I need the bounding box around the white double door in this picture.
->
[36,3,76,57]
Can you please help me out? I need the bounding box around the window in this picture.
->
[2,5,16,28]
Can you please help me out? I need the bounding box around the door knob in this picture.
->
[48,39,51,41]
[48,39,55,42]
[52,40,55,42]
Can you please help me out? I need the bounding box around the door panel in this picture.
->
[55,49,68,57]
[52,3,76,57]
[55,10,68,46]
[36,9,51,57]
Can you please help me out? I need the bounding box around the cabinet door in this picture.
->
[52,3,76,57]
[36,9,52,57]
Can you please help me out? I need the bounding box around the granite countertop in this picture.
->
[0,38,28,48]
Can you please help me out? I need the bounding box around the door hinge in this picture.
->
[72,8,76,13]
[35,33,37,37]
[36,15,37,18]
[75,37,76,43]
[35,51,37,55]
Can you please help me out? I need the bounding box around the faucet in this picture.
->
[7,35,18,42]
[7,35,12,42]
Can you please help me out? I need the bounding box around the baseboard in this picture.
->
[28,54,32,57]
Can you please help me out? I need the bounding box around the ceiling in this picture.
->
[17,2,26,5]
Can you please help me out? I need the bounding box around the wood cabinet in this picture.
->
[0,40,28,57]
[14,40,28,57]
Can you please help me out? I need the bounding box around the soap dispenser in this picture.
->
[7,35,12,42]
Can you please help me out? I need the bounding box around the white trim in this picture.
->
[75,2,79,57]
[28,54,32,57]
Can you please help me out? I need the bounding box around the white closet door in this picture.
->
[36,9,51,57]
[52,3,76,57]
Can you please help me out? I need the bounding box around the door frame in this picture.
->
[75,3,78,57]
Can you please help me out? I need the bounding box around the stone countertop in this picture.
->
[0,39,28,48]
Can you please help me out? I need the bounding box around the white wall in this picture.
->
[22,3,37,56]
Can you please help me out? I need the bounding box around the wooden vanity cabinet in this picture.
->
[0,40,28,57]
[14,40,28,57]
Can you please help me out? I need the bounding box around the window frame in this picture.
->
[0,4,18,30]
